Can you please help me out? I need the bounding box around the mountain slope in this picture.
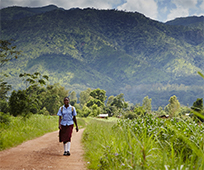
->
[1,6,204,108]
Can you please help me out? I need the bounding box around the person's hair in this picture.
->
[64,97,70,101]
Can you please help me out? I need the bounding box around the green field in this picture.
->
[82,116,204,169]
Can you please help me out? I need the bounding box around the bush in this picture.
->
[124,111,137,119]
[0,112,10,126]
[78,106,91,117]
[39,107,49,115]
[134,106,146,116]
[9,90,28,116]
[0,100,9,113]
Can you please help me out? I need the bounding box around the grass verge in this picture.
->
[82,117,204,169]
[0,114,85,151]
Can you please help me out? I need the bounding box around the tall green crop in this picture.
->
[83,116,204,169]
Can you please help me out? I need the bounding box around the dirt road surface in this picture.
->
[0,128,87,170]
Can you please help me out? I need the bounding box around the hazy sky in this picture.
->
[1,0,204,22]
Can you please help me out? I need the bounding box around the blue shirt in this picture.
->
[57,105,77,126]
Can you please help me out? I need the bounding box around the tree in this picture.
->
[157,106,166,115]
[191,98,204,122]
[43,84,67,115]
[17,72,49,116]
[167,95,180,117]
[69,91,77,106]
[7,72,49,117]
[90,88,107,103]
[0,81,11,100]
[193,72,204,122]
[134,106,146,116]
[0,39,21,68]
[0,39,21,101]
[89,104,99,117]
[104,105,116,117]
[79,88,92,107]
[124,111,137,119]
[111,93,128,110]
[142,96,152,113]
[9,90,28,116]
[87,98,104,107]
[0,99,9,113]
[106,95,114,106]
[87,88,107,108]
[19,72,49,89]
[81,105,91,117]
[191,98,203,113]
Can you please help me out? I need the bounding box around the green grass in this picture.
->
[0,114,85,151]
[0,114,59,150]
[77,117,87,129]
[82,116,204,169]
[82,119,117,169]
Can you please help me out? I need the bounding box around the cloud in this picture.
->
[167,8,189,21]
[1,0,48,8]
[0,0,123,9]
[166,0,199,21]
[117,0,158,20]
[200,0,204,9]
[54,0,114,9]
[160,6,167,14]
[172,0,198,8]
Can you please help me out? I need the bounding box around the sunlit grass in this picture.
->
[0,114,58,150]
[82,116,204,169]
[0,115,85,151]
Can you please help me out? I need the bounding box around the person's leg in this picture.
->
[60,125,69,155]
[63,141,68,155]
[67,142,71,151]
[66,124,73,155]
[66,142,71,155]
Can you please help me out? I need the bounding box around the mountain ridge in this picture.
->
[1,5,204,109]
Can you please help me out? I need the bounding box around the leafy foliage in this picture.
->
[0,39,22,100]
[87,88,107,107]
[191,98,203,112]
[111,93,128,110]
[167,95,180,117]
[0,39,21,67]
[9,90,28,116]
[142,96,152,113]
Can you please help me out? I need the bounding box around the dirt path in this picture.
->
[0,128,87,170]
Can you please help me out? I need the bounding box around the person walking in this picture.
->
[57,97,78,156]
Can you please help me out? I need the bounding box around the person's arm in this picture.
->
[59,116,62,129]
[73,116,78,132]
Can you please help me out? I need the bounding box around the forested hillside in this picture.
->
[1,5,204,109]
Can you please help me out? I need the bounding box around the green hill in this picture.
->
[1,6,204,109]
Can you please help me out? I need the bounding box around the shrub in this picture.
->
[124,111,137,119]
[0,112,10,126]
[39,107,49,115]
[0,100,9,113]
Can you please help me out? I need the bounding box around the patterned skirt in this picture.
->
[59,124,74,142]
